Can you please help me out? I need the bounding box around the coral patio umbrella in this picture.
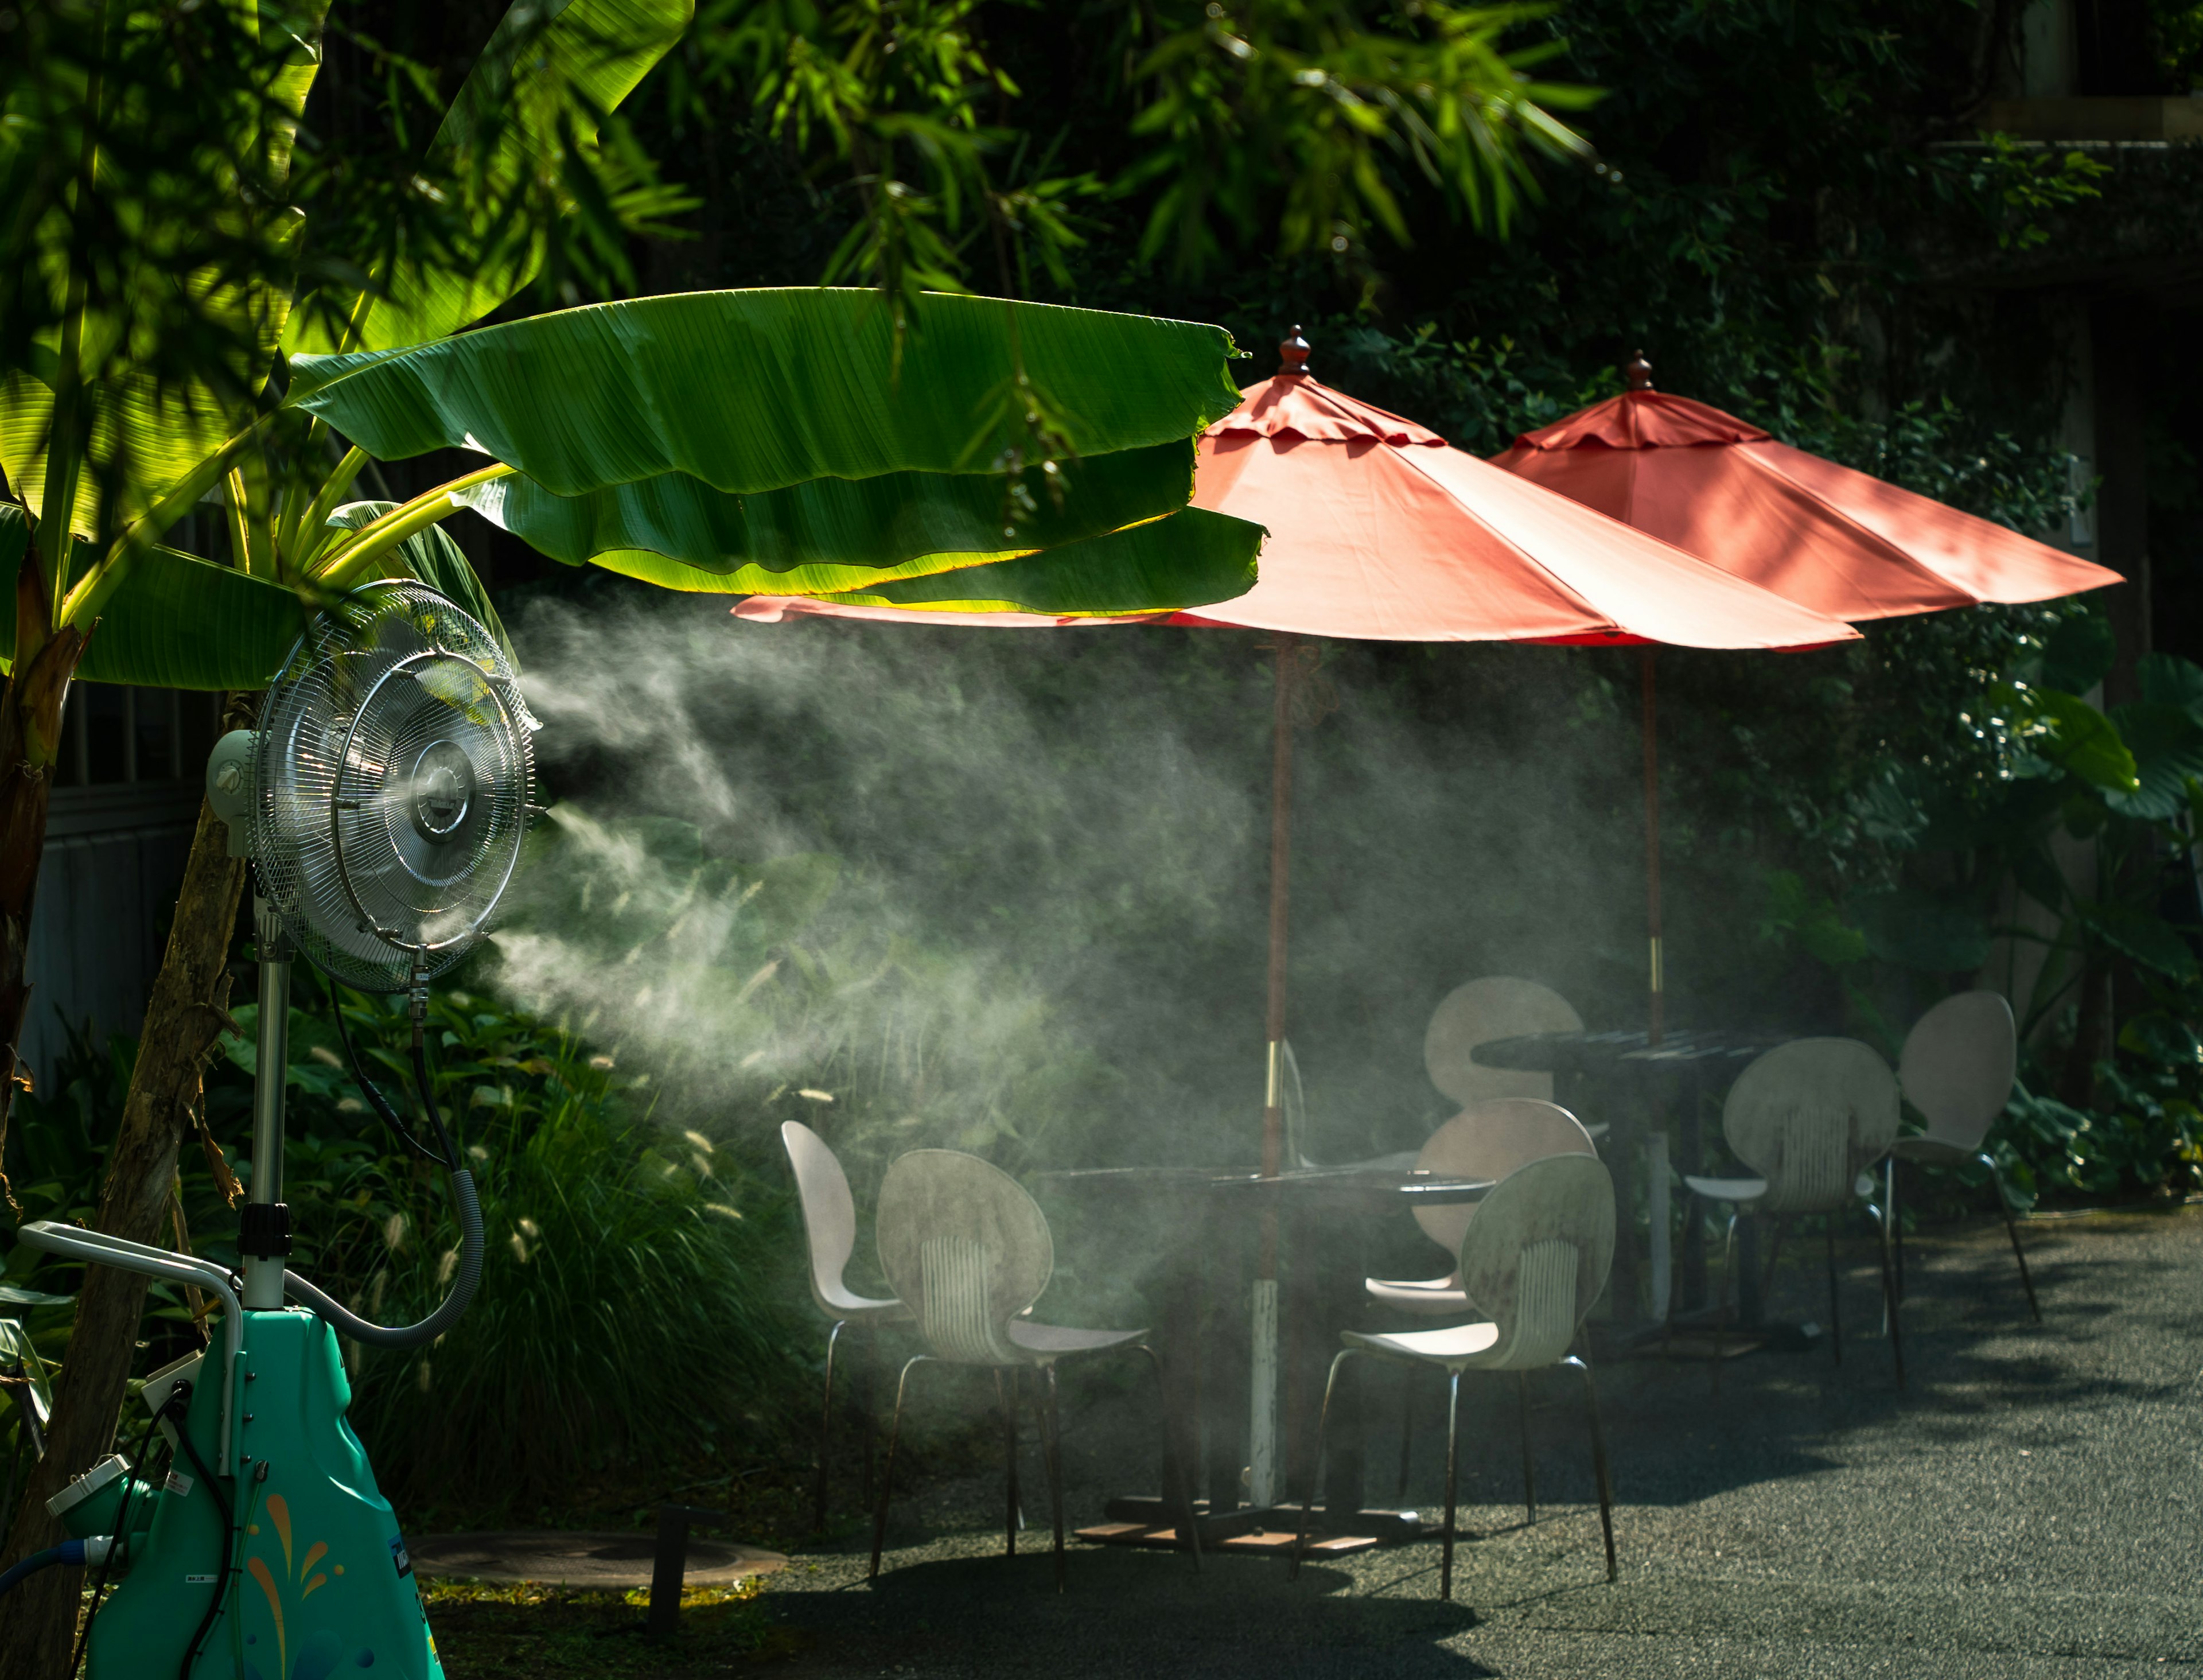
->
[1493,353,2123,1041]
[738,331,1856,1506]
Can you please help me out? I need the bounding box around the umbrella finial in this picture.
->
[1279,326,1312,378]
[1625,349,1655,392]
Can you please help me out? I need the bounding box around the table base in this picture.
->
[1080,1497,1427,1557]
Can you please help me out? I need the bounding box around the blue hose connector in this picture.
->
[0,1537,108,1597]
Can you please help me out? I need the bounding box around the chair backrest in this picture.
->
[782,1119,870,1319]
[1899,990,2016,1150]
[1455,1154,1615,1370]
[875,1150,1053,1367]
[1424,977,1583,1106]
[1411,1099,1599,1260]
[1723,1038,1900,1214]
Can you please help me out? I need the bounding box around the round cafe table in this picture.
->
[1032,1163,1492,1547]
[1471,1029,1786,1336]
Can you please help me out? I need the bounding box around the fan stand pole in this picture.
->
[241,899,293,1310]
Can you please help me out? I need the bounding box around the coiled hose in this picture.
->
[282,1032,482,1349]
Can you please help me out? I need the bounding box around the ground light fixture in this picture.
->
[5,582,536,1678]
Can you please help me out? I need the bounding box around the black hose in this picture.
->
[173,1400,236,1680]
[322,972,448,1167]
[282,1033,480,1350]
[70,1386,176,1678]
[410,1033,462,1169]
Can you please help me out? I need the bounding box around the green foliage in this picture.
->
[216,982,803,1512]
[680,0,1594,322]
[0,987,805,1523]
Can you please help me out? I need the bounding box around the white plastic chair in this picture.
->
[867,1149,1200,1589]
[1294,1153,1618,1601]
[1887,990,2038,1321]
[1424,977,1583,1107]
[782,1120,912,1533]
[1363,1099,1600,1510]
[1682,1039,1904,1387]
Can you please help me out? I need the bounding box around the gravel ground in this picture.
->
[756,1205,2203,1679]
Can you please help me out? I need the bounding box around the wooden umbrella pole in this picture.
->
[1248,632,1297,1511]
[1263,632,1298,1187]
[1642,647,1664,1047]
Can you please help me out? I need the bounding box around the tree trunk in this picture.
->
[2057,957,2116,1112]
[0,555,88,1187]
[0,753,248,1680]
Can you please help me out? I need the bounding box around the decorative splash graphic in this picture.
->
[242,1494,375,1679]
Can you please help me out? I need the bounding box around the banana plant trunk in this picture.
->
[0,555,89,1162]
[0,750,248,1680]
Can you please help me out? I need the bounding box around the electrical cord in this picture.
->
[173,1389,236,1680]
[322,971,449,1168]
[282,1023,480,1350]
[68,1385,178,1678]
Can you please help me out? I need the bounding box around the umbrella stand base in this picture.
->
[1593,1311,1827,1363]
[1079,1498,1419,1556]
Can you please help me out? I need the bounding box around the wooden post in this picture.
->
[1250,632,1297,1508]
[1263,632,1298,1188]
[1641,647,1664,1048]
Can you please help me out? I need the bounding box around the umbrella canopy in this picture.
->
[1491,355,2124,1045]
[747,347,1864,650]
[1490,363,2122,618]
[742,344,1856,1135]
[738,335,1859,1508]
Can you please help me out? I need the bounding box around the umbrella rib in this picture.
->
[1727,444,1999,615]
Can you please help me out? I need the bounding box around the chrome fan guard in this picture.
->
[251,581,536,992]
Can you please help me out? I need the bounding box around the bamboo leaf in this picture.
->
[283,0,694,355]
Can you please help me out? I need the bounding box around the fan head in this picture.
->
[251,582,536,993]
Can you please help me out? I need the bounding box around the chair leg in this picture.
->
[1041,1363,1068,1594]
[1824,1219,1843,1366]
[861,1332,878,1511]
[1564,1355,1617,1582]
[1396,1371,1415,1504]
[1441,1368,1464,1603]
[1873,1198,1906,1390]
[1136,1345,1202,1572]
[1710,1212,1737,1394]
[1889,1160,1906,1301]
[1758,1215,1788,1310]
[1290,1351,1352,1582]
[815,1319,847,1534]
[1986,1155,2042,1323]
[1516,1371,1537,1523]
[997,1368,1021,1557]
[869,1355,930,1581]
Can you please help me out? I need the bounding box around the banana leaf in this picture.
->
[0,504,310,689]
[455,440,1198,580]
[283,0,693,355]
[284,290,1244,498]
[793,507,1263,616]
[325,502,519,669]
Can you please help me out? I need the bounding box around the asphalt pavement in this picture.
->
[759,1204,2203,1678]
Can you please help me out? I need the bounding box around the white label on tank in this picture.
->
[165,1471,194,1498]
